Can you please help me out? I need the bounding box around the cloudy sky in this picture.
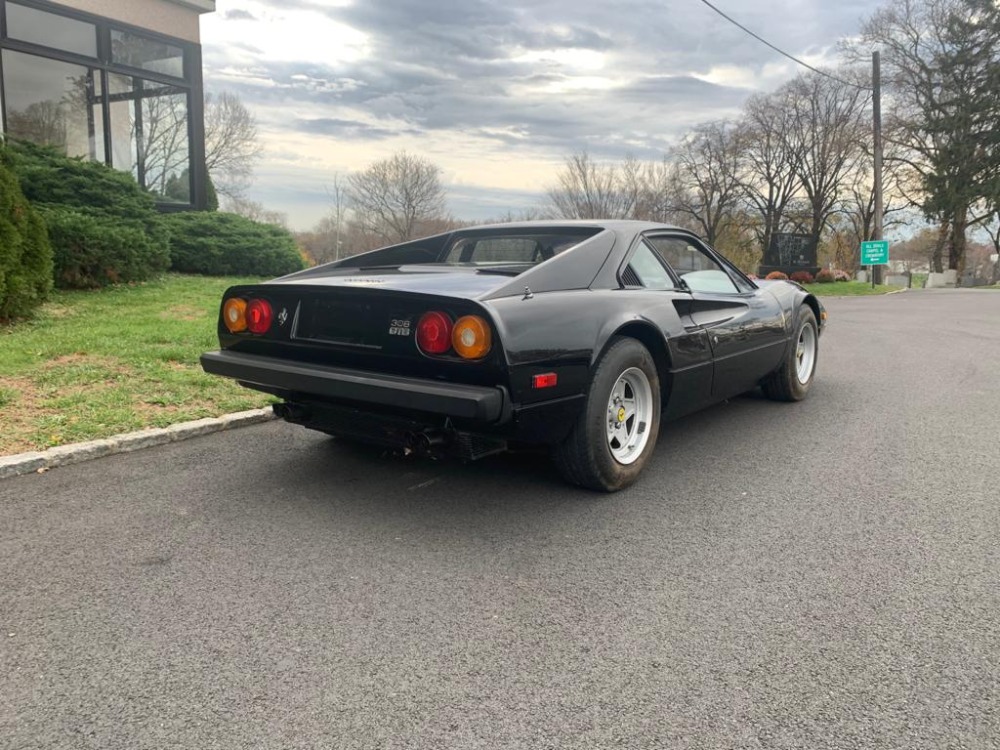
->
[199,0,880,229]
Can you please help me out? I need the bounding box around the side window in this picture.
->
[622,241,675,290]
[646,236,740,294]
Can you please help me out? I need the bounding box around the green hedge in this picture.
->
[6,141,169,288]
[0,145,53,321]
[163,211,304,277]
[39,206,169,288]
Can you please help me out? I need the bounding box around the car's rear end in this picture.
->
[201,225,609,459]
[202,277,516,458]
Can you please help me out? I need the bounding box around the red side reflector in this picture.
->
[532,372,558,389]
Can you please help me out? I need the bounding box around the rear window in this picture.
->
[441,232,596,266]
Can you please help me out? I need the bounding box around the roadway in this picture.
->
[2,289,998,749]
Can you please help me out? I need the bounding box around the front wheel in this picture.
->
[761,306,818,401]
[553,337,661,492]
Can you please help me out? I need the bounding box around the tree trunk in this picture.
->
[949,207,968,274]
[931,220,949,274]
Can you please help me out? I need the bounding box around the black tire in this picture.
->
[761,306,818,402]
[553,336,661,492]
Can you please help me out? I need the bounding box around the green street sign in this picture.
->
[860,240,890,265]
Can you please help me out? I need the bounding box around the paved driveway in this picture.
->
[2,290,998,749]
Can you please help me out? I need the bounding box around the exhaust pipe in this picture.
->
[405,430,447,454]
[273,402,310,422]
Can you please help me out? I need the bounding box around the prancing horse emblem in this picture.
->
[277,307,289,327]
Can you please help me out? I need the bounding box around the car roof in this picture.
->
[454,219,689,234]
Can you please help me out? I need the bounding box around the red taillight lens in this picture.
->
[246,298,273,334]
[416,311,452,354]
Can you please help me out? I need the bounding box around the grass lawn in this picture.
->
[0,274,274,456]
[802,281,903,296]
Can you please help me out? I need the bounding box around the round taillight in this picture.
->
[246,298,273,334]
[416,311,452,355]
[223,298,247,333]
[451,315,492,359]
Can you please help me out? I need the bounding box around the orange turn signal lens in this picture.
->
[223,298,248,333]
[451,315,492,359]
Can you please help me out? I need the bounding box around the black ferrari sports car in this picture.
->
[201,221,825,491]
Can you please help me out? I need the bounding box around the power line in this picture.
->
[696,0,872,90]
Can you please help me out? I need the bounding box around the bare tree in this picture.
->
[836,138,909,265]
[631,157,678,223]
[668,121,744,246]
[204,91,263,200]
[852,0,1000,273]
[141,87,190,198]
[783,70,870,251]
[737,92,800,256]
[347,151,447,244]
[547,151,638,219]
[325,173,349,262]
[223,195,288,227]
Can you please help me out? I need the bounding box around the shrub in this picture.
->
[39,206,168,288]
[204,173,219,212]
[6,140,169,288]
[789,270,814,284]
[765,271,789,280]
[163,211,305,277]
[814,269,835,283]
[833,269,852,282]
[0,146,53,321]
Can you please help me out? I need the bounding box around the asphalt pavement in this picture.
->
[2,289,998,749]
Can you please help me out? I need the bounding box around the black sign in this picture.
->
[759,232,820,276]
[765,233,816,267]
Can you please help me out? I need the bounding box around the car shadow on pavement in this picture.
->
[252,388,784,518]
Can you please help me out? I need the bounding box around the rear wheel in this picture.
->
[761,306,818,401]
[553,337,661,492]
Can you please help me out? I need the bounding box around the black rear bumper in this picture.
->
[200,350,507,422]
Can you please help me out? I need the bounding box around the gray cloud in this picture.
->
[204,0,879,226]
[223,8,256,21]
[293,117,422,141]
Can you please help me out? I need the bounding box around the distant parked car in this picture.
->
[202,221,826,491]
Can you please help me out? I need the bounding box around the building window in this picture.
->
[111,29,184,78]
[1,50,104,160]
[6,2,97,58]
[0,0,204,209]
[108,73,190,203]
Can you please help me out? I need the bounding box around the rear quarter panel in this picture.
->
[487,288,713,413]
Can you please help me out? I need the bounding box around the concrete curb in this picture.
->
[0,408,276,480]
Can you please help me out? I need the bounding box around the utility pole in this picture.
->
[872,50,884,288]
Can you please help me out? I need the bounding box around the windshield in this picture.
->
[440,233,594,266]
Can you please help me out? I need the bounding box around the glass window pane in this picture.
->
[107,74,191,202]
[142,84,190,202]
[6,2,98,58]
[2,50,102,160]
[627,242,674,290]
[111,30,184,78]
[108,73,137,177]
[647,237,739,293]
[90,73,106,163]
